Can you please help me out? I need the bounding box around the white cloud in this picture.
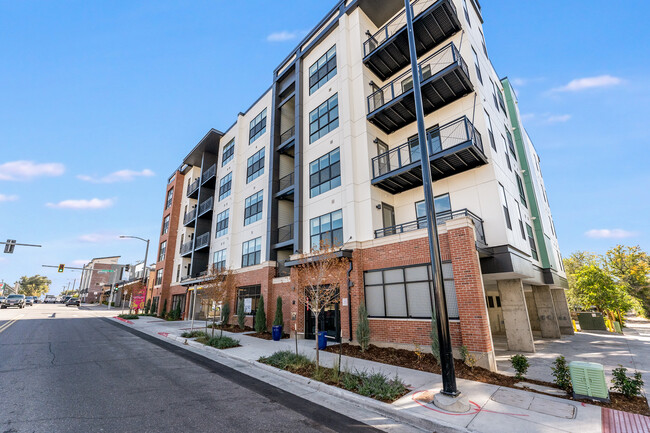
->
[46,198,114,210]
[0,160,65,181]
[0,194,18,202]
[267,30,301,42]
[546,114,572,123]
[554,75,622,92]
[77,169,154,183]
[77,233,119,243]
[585,229,637,239]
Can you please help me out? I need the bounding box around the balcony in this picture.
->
[375,209,486,247]
[363,0,461,81]
[367,43,472,134]
[197,196,213,218]
[180,240,193,257]
[275,172,295,200]
[183,208,197,226]
[187,178,200,199]
[371,116,486,194]
[278,126,295,154]
[276,260,291,278]
[274,223,294,249]
[201,164,216,189]
[194,232,210,251]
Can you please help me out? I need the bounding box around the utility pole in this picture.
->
[403,0,467,412]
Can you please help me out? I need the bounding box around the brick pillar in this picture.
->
[447,217,496,371]
[532,285,562,339]
[551,288,574,335]
[497,279,535,352]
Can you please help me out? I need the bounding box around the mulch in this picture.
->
[207,324,254,333]
[324,343,650,416]
[247,331,291,340]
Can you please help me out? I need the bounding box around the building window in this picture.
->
[155,269,163,286]
[219,172,232,201]
[516,201,526,239]
[472,47,482,84]
[502,135,512,171]
[214,249,227,272]
[415,193,451,227]
[222,139,234,166]
[526,224,539,261]
[171,294,185,313]
[165,188,173,209]
[462,0,471,26]
[215,209,229,238]
[484,110,495,150]
[176,264,181,282]
[309,148,340,197]
[242,237,262,267]
[162,215,170,235]
[499,183,512,230]
[490,79,499,109]
[309,94,339,143]
[158,241,167,262]
[309,45,337,94]
[364,263,459,319]
[497,88,506,113]
[249,108,267,144]
[506,129,517,161]
[238,285,261,316]
[310,210,343,250]
[246,148,265,183]
[244,191,263,226]
[516,174,527,207]
[479,28,487,55]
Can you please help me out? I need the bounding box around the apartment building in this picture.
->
[78,256,120,303]
[153,0,570,371]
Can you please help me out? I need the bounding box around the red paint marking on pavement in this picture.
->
[114,316,134,325]
[158,332,169,337]
[410,391,528,417]
[602,407,650,433]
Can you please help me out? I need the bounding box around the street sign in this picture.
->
[3,239,16,254]
[98,270,115,273]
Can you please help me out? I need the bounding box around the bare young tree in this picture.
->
[293,244,349,368]
[198,266,236,338]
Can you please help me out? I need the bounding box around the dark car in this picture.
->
[2,294,26,309]
[65,297,80,307]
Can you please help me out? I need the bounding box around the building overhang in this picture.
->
[182,128,223,167]
[480,244,567,288]
[285,249,353,268]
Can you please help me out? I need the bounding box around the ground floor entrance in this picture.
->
[305,303,340,342]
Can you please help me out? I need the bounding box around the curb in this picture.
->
[111,318,475,433]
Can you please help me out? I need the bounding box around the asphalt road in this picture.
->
[0,304,379,433]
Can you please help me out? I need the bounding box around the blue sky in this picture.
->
[0,1,648,294]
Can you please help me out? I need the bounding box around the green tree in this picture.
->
[255,295,267,333]
[573,265,636,315]
[356,304,370,352]
[563,251,599,309]
[18,275,52,297]
[273,296,284,327]
[237,299,245,330]
[604,245,650,317]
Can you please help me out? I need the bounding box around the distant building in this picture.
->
[78,256,120,303]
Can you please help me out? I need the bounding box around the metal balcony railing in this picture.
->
[180,240,193,255]
[375,209,486,246]
[279,126,295,144]
[276,260,291,277]
[372,116,482,179]
[195,232,210,250]
[367,43,467,114]
[278,172,294,191]
[198,196,213,216]
[202,164,216,183]
[187,178,200,197]
[276,224,294,244]
[183,208,197,225]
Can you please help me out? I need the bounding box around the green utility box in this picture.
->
[569,361,610,402]
[613,321,622,334]
[577,312,608,331]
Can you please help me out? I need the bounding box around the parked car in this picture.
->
[2,294,25,309]
[61,296,72,304]
[25,297,33,306]
[0,296,5,305]
[65,297,80,307]
[32,297,39,304]
[44,295,56,303]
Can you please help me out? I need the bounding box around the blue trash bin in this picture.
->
[272,325,282,341]
[317,331,327,350]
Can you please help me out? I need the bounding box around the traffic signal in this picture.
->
[3,239,16,254]
[124,264,130,272]
[114,283,119,293]
[58,264,65,273]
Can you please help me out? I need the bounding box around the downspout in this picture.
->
[347,260,353,342]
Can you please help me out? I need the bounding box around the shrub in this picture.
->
[207,336,239,349]
[161,299,168,318]
[356,304,371,352]
[144,299,151,315]
[340,371,359,391]
[611,365,644,398]
[430,311,441,365]
[254,295,267,333]
[273,296,284,327]
[237,299,245,329]
[357,372,407,401]
[221,302,231,328]
[460,346,478,369]
[551,356,572,392]
[181,330,208,338]
[510,354,530,380]
[259,351,312,370]
[118,314,139,320]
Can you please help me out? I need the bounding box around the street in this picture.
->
[0,304,379,433]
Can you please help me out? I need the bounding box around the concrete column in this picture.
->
[551,288,575,335]
[497,279,535,353]
[532,285,562,339]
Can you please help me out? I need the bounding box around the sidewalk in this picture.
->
[88,307,649,433]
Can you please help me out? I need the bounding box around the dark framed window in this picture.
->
[244,191,263,225]
[246,148,265,183]
[484,110,495,150]
[472,47,482,84]
[176,264,181,282]
[497,87,507,113]
[238,285,261,316]
[516,201,526,240]
[309,94,339,143]
[214,249,227,272]
[162,215,170,235]
[165,188,173,209]
[219,172,232,201]
[249,109,267,144]
[490,79,499,110]
[215,209,229,238]
[506,129,517,160]
[309,148,340,197]
[158,241,167,262]
[462,0,471,26]
[222,139,234,166]
[415,193,451,227]
[242,237,262,267]
[171,294,185,312]
[516,174,527,208]
[526,224,539,261]
[499,183,512,230]
[479,28,487,56]
[310,210,343,250]
[155,269,163,285]
[502,135,512,171]
[364,263,458,319]
[309,45,337,94]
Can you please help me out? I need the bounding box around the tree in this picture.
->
[573,265,636,318]
[563,251,599,310]
[273,296,284,328]
[293,244,349,368]
[356,304,370,352]
[161,299,168,318]
[237,299,246,330]
[604,245,650,317]
[255,295,267,333]
[199,266,236,338]
[18,275,51,298]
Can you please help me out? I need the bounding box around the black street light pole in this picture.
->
[404,0,459,397]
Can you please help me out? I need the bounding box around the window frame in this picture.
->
[222,139,235,166]
[162,215,170,235]
[237,285,261,316]
[309,148,341,198]
[472,47,482,84]
[215,209,229,238]
[246,148,265,183]
[499,183,512,230]
[309,45,337,94]
[310,210,343,251]
[158,241,167,262]
[213,249,227,272]
[243,191,264,226]
[241,237,262,268]
[165,188,173,209]
[309,94,339,144]
[249,108,267,144]
[155,269,163,286]
[218,172,232,201]
[484,110,495,150]
[526,223,539,261]
[516,174,527,208]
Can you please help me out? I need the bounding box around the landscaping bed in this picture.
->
[208,324,254,333]
[247,331,291,340]
[324,343,650,415]
[181,330,240,349]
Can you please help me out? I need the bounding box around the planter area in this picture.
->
[181,330,240,349]
[324,343,650,416]
[248,331,291,341]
